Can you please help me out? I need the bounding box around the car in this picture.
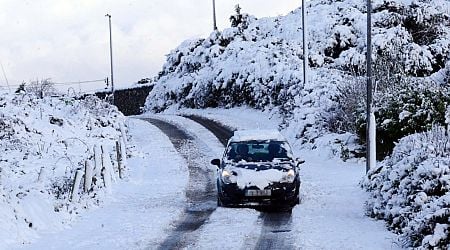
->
[211,129,304,210]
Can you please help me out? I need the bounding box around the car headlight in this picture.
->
[281,169,296,183]
[221,170,237,184]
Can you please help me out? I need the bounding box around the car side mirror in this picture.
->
[211,159,221,167]
[296,158,305,167]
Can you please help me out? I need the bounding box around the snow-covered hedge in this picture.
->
[353,79,450,159]
[0,93,127,245]
[363,126,450,248]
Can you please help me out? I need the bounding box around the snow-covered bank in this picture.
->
[14,118,188,249]
[0,93,126,248]
[364,126,450,249]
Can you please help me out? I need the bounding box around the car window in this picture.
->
[226,141,291,162]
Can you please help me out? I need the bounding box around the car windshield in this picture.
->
[226,141,292,162]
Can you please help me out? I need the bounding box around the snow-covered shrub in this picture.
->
[0,93,127,244]
[359,80,450,159]
[328,73,365,134]
[145,20,305,114]
[229,4,253,31]
[330,44,404,135]
[334,37,450,159]
[363,125,450,248]
[24,79,57,99]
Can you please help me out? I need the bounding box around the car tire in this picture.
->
[217,196,223,207]
[295,193,300,205]
[295,181,301,205]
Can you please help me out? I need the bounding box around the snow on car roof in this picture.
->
[230,129,286,142]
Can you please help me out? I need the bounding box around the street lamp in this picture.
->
[302,0,308,88]
[105,14,115,105]
[366,0,376,173]
[212,0,218,31]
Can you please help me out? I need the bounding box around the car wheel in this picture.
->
[217,196,223,207]
[295,182,301,205]
[295,193,300,205]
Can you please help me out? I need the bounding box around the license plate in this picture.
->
[245,189,271,197]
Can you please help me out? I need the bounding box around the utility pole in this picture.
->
[366,0,376,173]
[302,0,308,88]
[105,14,115,105]
[0,61,11,93]
[212,0,218,31]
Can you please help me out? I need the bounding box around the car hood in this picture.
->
[224,163,291,189]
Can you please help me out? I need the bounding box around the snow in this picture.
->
[363,125,450,248]
[3,0,449,247]
[0,93,127,248]
[12,118,188,250]
[7,106,401,249]
[233,167,286,190]
[140,0,450,246]
[172,107,401,249]
[231,129,286,142]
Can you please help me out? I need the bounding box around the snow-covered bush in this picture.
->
[334,39,450,159]
[0,93,127,245]
[363,125,450,249]
[356,80,450,159]
[24,79,57,99]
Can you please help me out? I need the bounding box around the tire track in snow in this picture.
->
[253,211,294,250]
[140,118,216,250]
[183,115,295,250]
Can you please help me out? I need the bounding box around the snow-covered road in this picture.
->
[14,110,401,249]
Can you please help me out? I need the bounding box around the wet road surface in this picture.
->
[141,118,216,250]
[183,115,295,250]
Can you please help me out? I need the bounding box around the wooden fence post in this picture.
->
[116,140,123,179]
[120,122,128,148]
[71,169,83,202]
[84,160,93,192]
[94,144,102,177]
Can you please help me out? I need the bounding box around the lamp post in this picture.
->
[366,0,376,173]
[105,14,115,105]
[302,0,308,88]
[212,0,218,31]
[0,61,11,93]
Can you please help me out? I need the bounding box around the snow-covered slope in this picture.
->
[0,93,127,247]
[145,0,450,110]
[145,0,450,147]
[143,0,450,248]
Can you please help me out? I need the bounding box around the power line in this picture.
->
[1,78,107,88]
[52,79,106,86]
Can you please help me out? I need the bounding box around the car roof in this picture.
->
[230,129,286,142]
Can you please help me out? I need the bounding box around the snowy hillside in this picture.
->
[145,0,450,108]
[145,0,450,152]
[0,93,128,246]
[143,0,450,248]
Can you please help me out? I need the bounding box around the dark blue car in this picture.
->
[211,130,303,210]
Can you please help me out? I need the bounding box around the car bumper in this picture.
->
[218,181,299,207]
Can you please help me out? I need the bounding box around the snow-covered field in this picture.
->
[12,107,401,249]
